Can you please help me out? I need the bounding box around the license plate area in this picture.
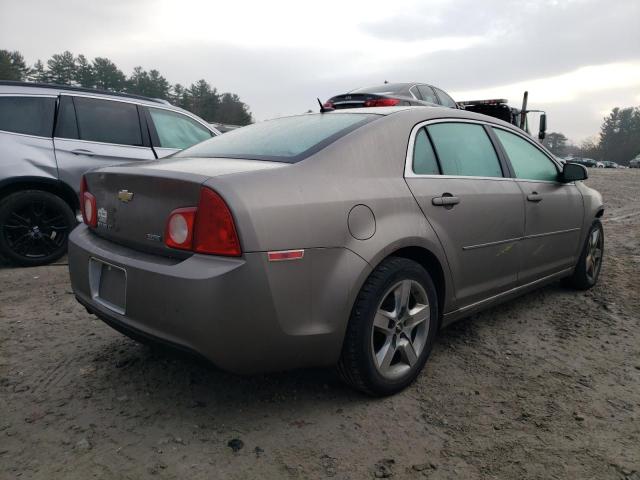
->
[89,258,127,315]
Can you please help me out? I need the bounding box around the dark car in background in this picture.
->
[323,82,459,110]
[0,81,219,266]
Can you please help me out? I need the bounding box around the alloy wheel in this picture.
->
[371,279,430,380]
[585,227,603,283]
[2,200,70,260]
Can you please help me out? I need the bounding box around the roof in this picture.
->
[0,80,166,105]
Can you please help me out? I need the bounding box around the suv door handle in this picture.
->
[527,192,543,203]
[71,149,95,157]
[432,195,460,207]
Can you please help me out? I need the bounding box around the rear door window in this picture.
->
[54,95,79,139]
[426,122,503,177]
[73,97,143,146]
[433,87,457,108]
[417,85,439,104]
[412,128,440,175]
[148,107,212,149]
[493,128,559,181]
[0,96,56,137]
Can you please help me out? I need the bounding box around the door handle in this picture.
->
[71,149,95,157]
[432,194,460,207]
[527,192,543,203]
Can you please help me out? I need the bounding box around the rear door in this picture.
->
[405,120,524,309]
[53,95,156,193]
[0,94,58,181]
[144,106,215,158]
[492,127,584,283]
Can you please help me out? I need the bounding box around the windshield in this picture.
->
[175,113,377,163]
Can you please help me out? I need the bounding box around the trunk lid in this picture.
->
[84,157,285,256]
[328,93,383,109]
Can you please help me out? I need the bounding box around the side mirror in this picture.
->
[538,113,547,141]
[562,162,588,182]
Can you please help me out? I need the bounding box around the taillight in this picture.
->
[364,98,401,107]
[323,101,334,109]
[164,187,241,257]
[193,187,241,256]
[80,176,97,227]
[164,207,197,250]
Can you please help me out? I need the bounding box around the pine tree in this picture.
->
[74,54,95,88]
[47,51,76,85]
[92,57,126,91]
[28,60,49,83]
[0,50,29,81]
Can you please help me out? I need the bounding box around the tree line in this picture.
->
[543,106,640,165]
[0,49,252,126]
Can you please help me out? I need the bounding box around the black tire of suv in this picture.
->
[564,219,604,290]
[338,257,439,396]
[0,190,76,267]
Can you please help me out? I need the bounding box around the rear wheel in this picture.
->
[565,220,604,290]
[0,190,76,267]
[338,257,439,396]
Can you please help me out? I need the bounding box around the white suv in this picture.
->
[0,81,219,266]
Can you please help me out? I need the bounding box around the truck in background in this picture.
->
[459,91,547,142]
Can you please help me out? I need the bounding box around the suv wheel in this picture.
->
[0,190,76,267]
[338,257,439,396]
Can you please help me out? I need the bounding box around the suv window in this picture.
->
[426,122,502,177]
[73,97,143,146]
[0,96,56,137]
[433,87,457,108]
[54,95,79,139]
[493,128,558,181]
[416,85,438,104]
[412,128,439,175]
[148,107,212,149]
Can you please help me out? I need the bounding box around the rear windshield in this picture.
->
[175,113,377,162]
[350,84,408,95]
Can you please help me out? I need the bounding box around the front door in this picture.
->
[491,127,584,283]
[53,95,156,194]
[405,121,525,309]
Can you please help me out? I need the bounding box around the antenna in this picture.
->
[317,98,334,113]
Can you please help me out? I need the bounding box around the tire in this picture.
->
[0,190,77,267]
[565,219,604,290]
[338,257,439,396]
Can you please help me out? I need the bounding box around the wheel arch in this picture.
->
[348,241,452,329]
[385,246,447,325]
[0,176,79,212]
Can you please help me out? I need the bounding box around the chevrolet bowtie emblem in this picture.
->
[118,190,134,202]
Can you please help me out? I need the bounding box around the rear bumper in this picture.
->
[68,225,368,374]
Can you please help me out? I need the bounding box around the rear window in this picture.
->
[175,113,377,162]
[350,84,408,95]
[0,96,56,137]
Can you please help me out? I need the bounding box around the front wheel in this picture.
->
[338,257,439,396]
[565,220,604,290]
[0,190,76,267]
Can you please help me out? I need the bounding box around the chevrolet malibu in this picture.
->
[68,107,604,396]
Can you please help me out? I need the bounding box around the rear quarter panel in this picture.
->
[205,112,456,314]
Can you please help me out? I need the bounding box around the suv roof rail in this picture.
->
[0,80,167,104]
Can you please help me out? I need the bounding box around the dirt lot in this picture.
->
[1,169,639,480]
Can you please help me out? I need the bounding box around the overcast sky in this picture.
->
[2,0,639,142]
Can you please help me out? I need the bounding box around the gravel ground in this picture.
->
[1,169,639,480]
